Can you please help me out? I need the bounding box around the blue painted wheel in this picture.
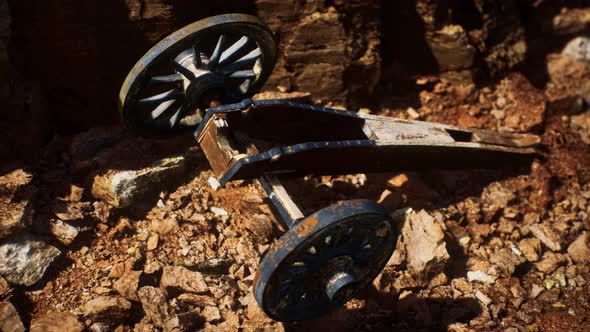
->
[254,199,399,321]
[119,14,276,135]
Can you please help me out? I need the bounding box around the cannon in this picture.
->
[119,14,539,321]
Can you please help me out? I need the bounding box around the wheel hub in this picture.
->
[175,50,225,107]
[254,200,399,321]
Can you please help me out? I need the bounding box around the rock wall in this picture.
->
[258,0,382,103]
[1,0,589,164]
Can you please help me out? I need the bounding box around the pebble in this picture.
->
[529,223,563,252]
[201,306,221,322]
[180,247,191,256]
[407,107,420,119]
[149,216,179,236]
[160,266,208,294]
[50,220,80,245]
[475,290,492,306]
[495,96,507,108]
[210,207,228,217]
[567,232,590,264]
[83,296,132,323]
[113,271,141,302]
[530,284,544,298]
[208,177,221,191]
[554,272,567,288]
[146,233,159,251]
[192,258,234,275]
[177,293,216,307]
[544,278,555,289]
[562,36,590,62]
[459,236,471,246]
[467,271,497,284]
[491,109,505,120]
[535,252,566,274]
[519,238,542,262]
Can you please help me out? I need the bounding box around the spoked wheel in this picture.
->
[119,14,277,135]
[254,200,399,321]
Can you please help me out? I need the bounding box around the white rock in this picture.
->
[50,220,79,245]
[180,247,190,256]
[207,177,221,191]
[467,270,497,284]
[407,107,420,119]
[0,234,61,286]
[563,36,590,62]
[475,290,492,306]
[210,207,228,217]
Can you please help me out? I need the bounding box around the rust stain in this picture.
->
[297,216,318,238]
[253,270,261,293]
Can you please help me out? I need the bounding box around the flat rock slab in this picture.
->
[91,156,189,208]
[83,296,132,323]
[0,234,61,286]
[30,311,84,332]
[160,266,207,295]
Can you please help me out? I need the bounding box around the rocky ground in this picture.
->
[2,16,590,332]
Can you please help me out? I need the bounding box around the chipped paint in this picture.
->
[296,216,319,238]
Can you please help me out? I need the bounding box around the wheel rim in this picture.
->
[119,14,276,134]
[254,200,399,321]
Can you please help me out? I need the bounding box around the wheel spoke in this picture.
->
[173,61,195,81]
[150,99,176,119]
[148,74,183,84]
[228,70,256,79]
[219,36,250,66]
[239,79,252,94]
[138,89,182,106]
[208,35,226,69]
[222,48,262,74]
[193,45,202,68]
[169,103,187,127]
